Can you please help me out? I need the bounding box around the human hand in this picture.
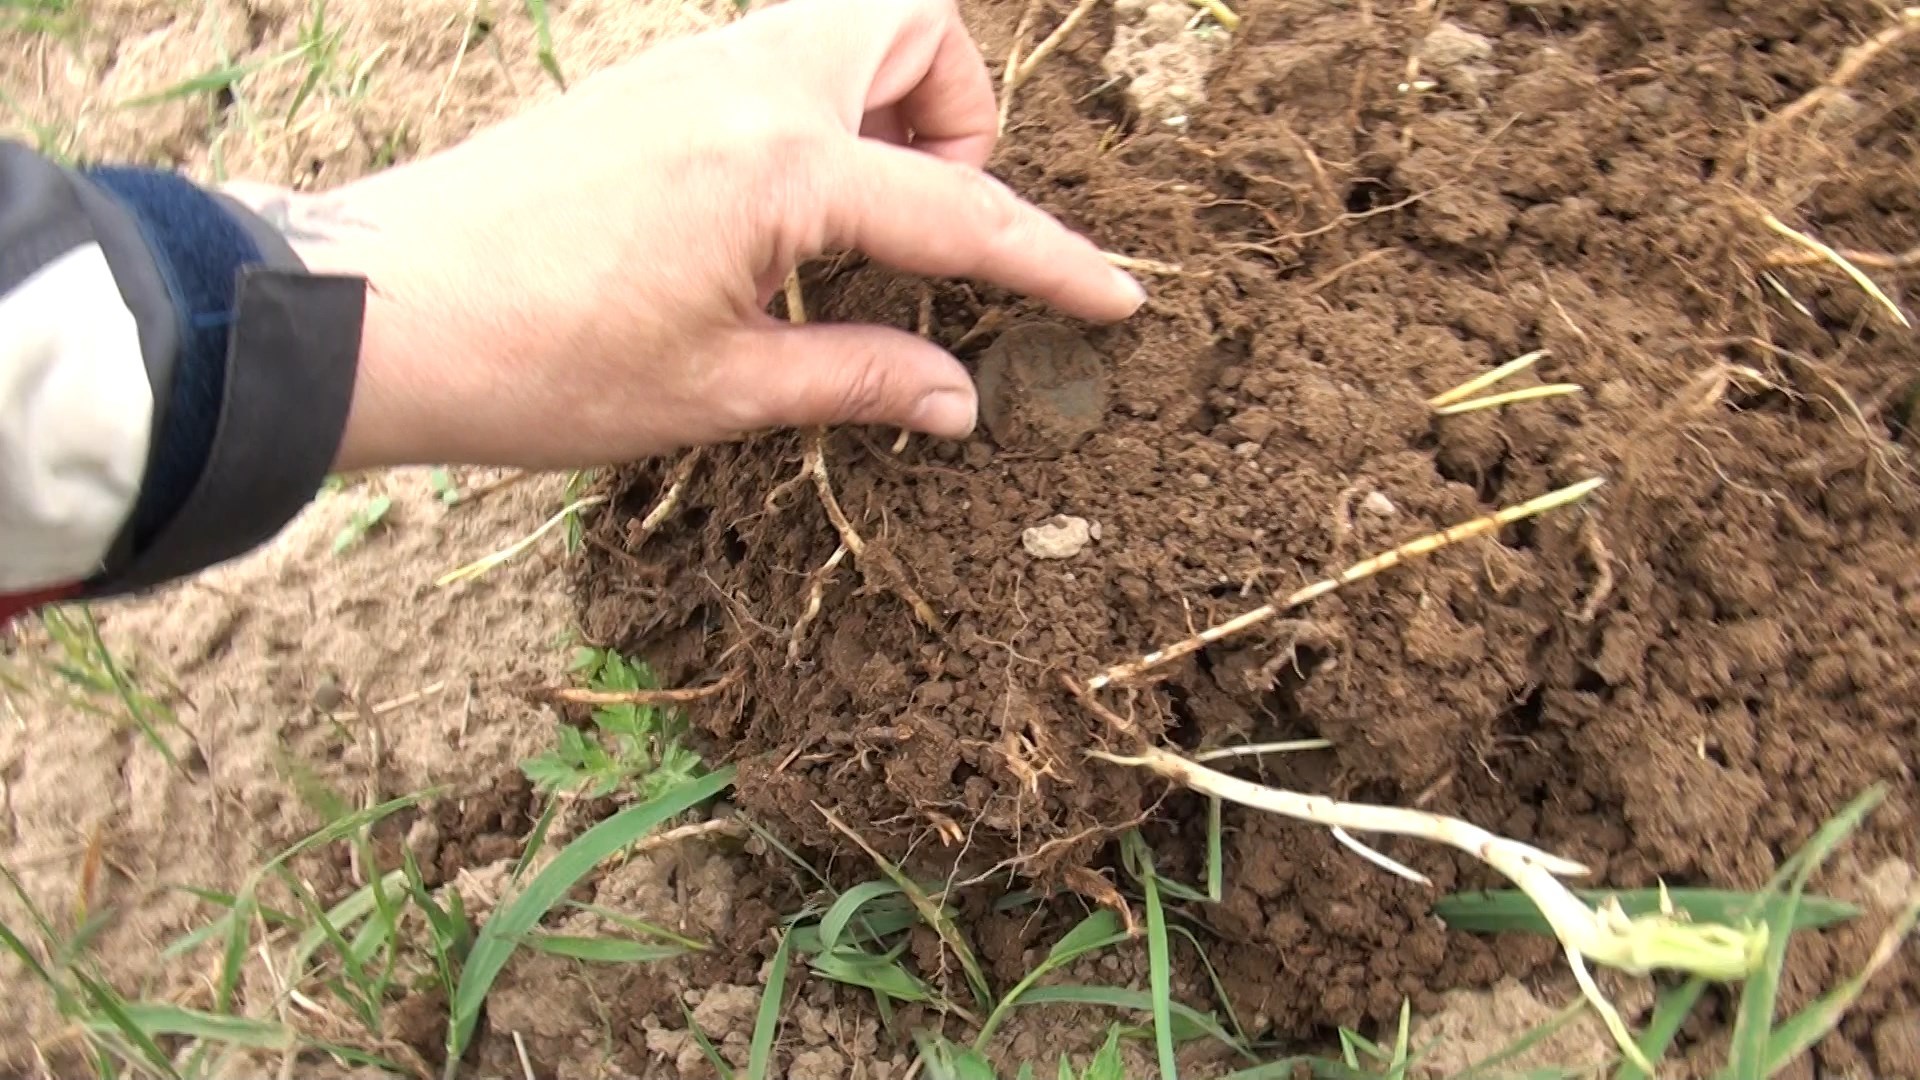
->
[251,0,1145,472]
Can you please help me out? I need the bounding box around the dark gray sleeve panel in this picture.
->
[3,138,367,599]
[0,143,180,385]
[0,140,99,287]
[87,266,365,595]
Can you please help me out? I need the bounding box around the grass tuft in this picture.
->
[446,765,736,1076]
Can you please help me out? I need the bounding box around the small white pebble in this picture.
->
[1361,491,1398,516]
[1089,521,1104,541]
[1023,515,1093,560]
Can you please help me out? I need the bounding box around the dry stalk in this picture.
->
[1760,212,1912,329]
[1427,349,1547,408]
[998,0,1044,132]
[541,670,740,707]
[1103,250,1195,278]
[1087,477,1605,690]
[1013,0,1103,86]
[1433,384,1583,416]
[1184,0,1239,30]
[1764,241,1920,273]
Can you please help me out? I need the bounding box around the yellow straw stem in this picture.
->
[1426,349,1548,408]
[1762,213,1912,329]
[1087,477,1604,689]
[1185,0,1240,30]
[1434,383,1584,416]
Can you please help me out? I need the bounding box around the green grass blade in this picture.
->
[512,796,560,884]
[681,1001,736,1080]
[817,805,992,1009]
[216,888,254,1014]
[809,947,933,1001]
[1206,797,1223,902]
[1016,986,1244,1058]
[447,767,733,1075]
[976,909,1130,1049]
[563,900,707,951]
[290,868,406,975]
[521,0,565,89]
[746,928,796,1080]
[819,880,904,953]
[1615,978,1706,1080]
[1435,888,1860,936]
[79,606,178,769]
[71,971,179,1079]
[1169,925,1248,1046]
[1761,890,1920,1074]
[101,1004,294,1049]
[522,932,693,964]
[1727,784,1885,1080]
[115,45,305,107]
[0,916,67,1001]
[1143,850,1178,1080]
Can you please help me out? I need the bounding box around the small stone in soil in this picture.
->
[1023,515,1094,560]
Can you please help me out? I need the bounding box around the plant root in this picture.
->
[1066,674,1763,1074]
[628,448,704,550]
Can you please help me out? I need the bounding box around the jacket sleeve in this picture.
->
[1,139,366,623]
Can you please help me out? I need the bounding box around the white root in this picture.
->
[1087,742,1768,1073]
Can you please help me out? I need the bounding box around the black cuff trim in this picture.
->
[87,267,365,595]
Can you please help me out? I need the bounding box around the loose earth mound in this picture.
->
[577,0,1920,1066]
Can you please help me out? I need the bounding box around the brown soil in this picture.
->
[578,0,1920,1067]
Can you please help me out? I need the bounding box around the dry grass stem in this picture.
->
[998,0,1044,130]
[543,670,740,706]
[1764,242,1920,272]
[631,816,747,855]
[1427,349,1548,408]
[327,679,449,722]
[1192,739,1334,762]
[1433,383,1584,416]
[1103,251,1192,277]
[1185,0,1240,30]
[1012,0,1103,86]
[1087,477,1605,690]
[1762,212,1912,328]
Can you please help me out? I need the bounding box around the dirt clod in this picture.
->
[976,320,1111,454]
[1023,514,1095,559]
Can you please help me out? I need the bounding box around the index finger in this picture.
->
[752,0,1000,167]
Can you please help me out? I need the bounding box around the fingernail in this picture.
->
[1112,266,1149,313]
[910,388,978,439]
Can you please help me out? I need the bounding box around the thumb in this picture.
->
[721,320,979,438]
